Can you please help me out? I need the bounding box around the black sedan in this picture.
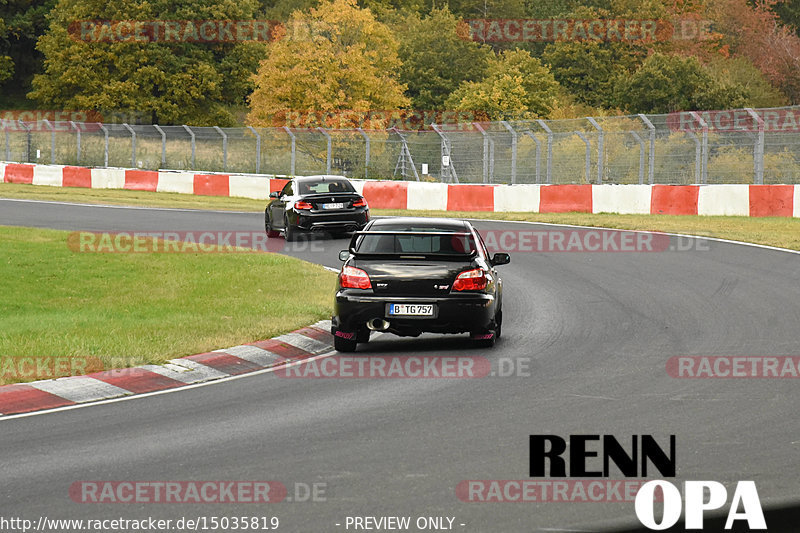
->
[265,175,369,241]
[331,217,510,352]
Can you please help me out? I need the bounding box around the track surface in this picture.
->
[1,199,800,531]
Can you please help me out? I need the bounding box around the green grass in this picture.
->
[0,225,336,385]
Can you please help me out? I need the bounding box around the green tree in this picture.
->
[614,52,747,113]
[395,7,492,110]
[29,0,265,125]
[247,0,409,126]
[706,55,788,108]
[445,48,560,120]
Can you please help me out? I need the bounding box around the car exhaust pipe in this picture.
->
[367,318,390,331]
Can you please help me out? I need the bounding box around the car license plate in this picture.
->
[322,202,345,210]
[388,304,434,316]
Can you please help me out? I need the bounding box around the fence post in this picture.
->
[98,123,109,167]
[630,131,645,184]
[473,122,489,183]
[689,111,708,184]
[246,126,261,174]
[181,125,195,170]
[536,119,553,184]
[575,131,591,184]
[523,131,542,184]
[19,121,31,162]
[745,108,765,184]
[587,117,603,184]
[153,124,167,168]
[687,130,701,184]
[70,121,81,165]
[500,121,518,184]
[317,127,331,174]
[213,126,227,171]
[3,120,10,161]
[122,123,136,168]
[41,119,55,163]
[638,114,655,184]
[431,123,458,183]
[357,128,369,179]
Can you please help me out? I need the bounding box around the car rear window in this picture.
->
[300,180,355,194]
[355,233,477,255]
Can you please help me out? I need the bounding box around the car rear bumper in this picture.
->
[296,209,369,232]
[332,291,497,335]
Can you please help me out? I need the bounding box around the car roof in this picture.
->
[294,175,350,182]
[368,217,471,231]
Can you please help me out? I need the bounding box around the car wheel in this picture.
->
[265,210,280,238]
[334,329,358,352]
[356,328,370,344]
[284,215,300,242]
[494,309,502,340]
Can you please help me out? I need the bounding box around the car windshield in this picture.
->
[354,231,477,255]
[299,180,355,195]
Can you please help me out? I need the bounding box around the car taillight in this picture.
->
[295,200,313,210]
[340,266,372,289]
[453,268,487,291]
[352,197,367,208]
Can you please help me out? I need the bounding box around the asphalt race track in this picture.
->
[1,198,799,532]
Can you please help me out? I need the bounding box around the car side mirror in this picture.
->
[269,191,280,199]
[339,250,349,262]
[491,252,510,266]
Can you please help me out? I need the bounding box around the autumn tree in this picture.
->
[445,49,560,120]
[614,52,747,113]
[247,0,409,127]
[29,0,265,125]
[395,7,492,110]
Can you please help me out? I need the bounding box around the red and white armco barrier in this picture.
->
[2,163,799,217]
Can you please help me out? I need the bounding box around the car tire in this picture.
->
[494,309,502,340]
[284,215,300,242]
[334,329,358,352]
[265,210,280,238]
[356,328,370,344]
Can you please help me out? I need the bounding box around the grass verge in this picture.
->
[2,182,799,251]
[0,225,336,385]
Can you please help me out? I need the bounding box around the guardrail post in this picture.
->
[317,127,331,174]
[575,131,591,184]
[98,123,109,167]
[153,124,167,168]
[500,120,518,184]
[689,111,708,184]
[638,114,656,184]
[587,117,604,184]
[70,121,81,165]
[524,131,542,184]
[41,119,55,163]
[357,128,369,179]
[745,108,765,184]
[283,126,296,176]
[246,126,261,174]
[182,125,195,170]
[536,119,553,184]
[213,126,228,171]
[122,123,136,168]
[630,131,645,184]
